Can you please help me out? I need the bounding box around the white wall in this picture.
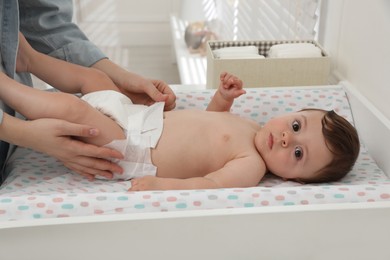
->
[319,0,390,120]
[74,0,181,46]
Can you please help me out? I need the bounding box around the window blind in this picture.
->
[201,0,321,41]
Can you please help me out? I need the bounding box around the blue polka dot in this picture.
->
[18,205,29,211]
[176,203,187,209]
[62,204,74,209]
[227,195,238,200]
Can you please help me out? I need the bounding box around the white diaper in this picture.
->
[81,90,165,180]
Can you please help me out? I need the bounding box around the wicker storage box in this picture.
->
[206,40,330,88]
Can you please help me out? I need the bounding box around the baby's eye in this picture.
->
[292,120,301,132]
[294,147,303,160]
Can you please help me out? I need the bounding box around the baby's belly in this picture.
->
[151,110,250,178]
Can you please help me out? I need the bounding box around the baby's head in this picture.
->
[256,109,360,183]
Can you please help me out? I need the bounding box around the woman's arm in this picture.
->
[18,0,176,109]
[17,32,120,94]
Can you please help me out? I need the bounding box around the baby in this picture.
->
[0,33,360,191]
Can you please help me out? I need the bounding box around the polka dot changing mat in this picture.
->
[1,86,389,221]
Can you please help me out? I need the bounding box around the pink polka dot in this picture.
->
[37,203,46,208]
[46,210,54,214]
[339,187,349,191]
[380,193,390,199]
[53,198,64,203]
[94,209,104,214]
[357,192,366,196]
[0,210,6,214]
[152,202,161,207]
[167,197,177,202]
[261,200,269,206]
[244,109,251,113]
[58,214,70,218]
[196,97,205,101]
[115,208,124,212]
[28,196,36,200]
[300,200,309,205]
[143,195,151,199]
[193,201,202,206]
[252,193,260,198]
[80,202,89,207]
[275,195,285,201]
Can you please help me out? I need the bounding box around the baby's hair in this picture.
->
[297,109,360,183]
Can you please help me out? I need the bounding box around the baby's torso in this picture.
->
[151,110,262,178]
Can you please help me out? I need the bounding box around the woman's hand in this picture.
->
[23,118,124,180]
[121,78,177,111]
[92,59,177,111]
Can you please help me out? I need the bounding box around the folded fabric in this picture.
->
[213,46,259,58]
[215,53,265,59]
[268,43,322,58]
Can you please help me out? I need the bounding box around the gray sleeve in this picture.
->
[18,0,107,67]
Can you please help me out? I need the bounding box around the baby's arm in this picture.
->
[16,32,119,94]
[129,155,265,191]
[206,72,246,112]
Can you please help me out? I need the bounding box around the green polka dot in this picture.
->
[284,202,295,206]
[134,204,145,209]
[334,194,345,199]
[18,205,29,211]
[62,204,74,209]
[244,203,254,207]
[33,214,42,219]
[117,196,128,201]
[176,203,187,209]
[227,195,238,200]
[1,198,12,203]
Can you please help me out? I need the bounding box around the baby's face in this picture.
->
[255,110,333,181]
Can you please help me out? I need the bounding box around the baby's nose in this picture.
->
[281,131,290,147]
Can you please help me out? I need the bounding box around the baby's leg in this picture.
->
[0,74,124,146]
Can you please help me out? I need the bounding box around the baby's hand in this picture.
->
[218,72,246,101]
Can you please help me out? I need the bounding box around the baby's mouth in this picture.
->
[268,133,274,150]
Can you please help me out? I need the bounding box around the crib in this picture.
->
[0,81,389,260]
